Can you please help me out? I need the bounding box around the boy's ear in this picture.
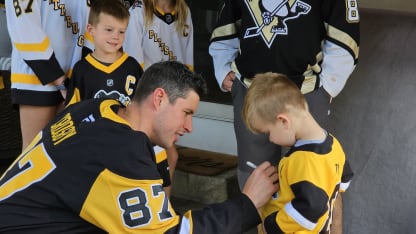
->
[276,114,290,128]
[86,24,94,34]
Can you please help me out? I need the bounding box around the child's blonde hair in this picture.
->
[143,0,189,32]
[243,72,307,133]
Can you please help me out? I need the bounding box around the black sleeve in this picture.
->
[25,52,65,85]
[64,61,82,106]
[188,193,261,233]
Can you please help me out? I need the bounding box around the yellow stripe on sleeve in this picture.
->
[14,37,50,52]
[11,73,42,85]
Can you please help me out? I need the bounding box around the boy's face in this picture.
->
[255,115,296,147]
[88,13,128,55]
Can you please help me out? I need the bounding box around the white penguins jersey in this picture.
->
[124,0,194,71]
[5,0,93,91]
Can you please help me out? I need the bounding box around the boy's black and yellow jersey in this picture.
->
[261,134,354,233]
[65,52,143,107]
[0,99,260,233]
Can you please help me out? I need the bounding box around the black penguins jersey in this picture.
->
[0,99,260,233]
[260,134,354,233]
[209,0,360,96]
[65,53,143,107]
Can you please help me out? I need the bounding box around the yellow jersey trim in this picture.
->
[85,53,129,74]
[14,37,50,52]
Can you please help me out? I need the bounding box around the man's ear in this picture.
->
[152,88,166,108]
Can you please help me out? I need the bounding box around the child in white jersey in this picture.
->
[124,0,194,192]
[5,0,92,150]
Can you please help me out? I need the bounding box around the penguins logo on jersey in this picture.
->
[244,0,311,48]
[94,90,131,106]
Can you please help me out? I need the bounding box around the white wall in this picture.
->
[361,0,416,13]
[177,102,237,155]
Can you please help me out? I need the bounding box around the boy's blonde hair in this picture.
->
[89,0,130,25]
[143,0,189,32]
[243,72,307,133]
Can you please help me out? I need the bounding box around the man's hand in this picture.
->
[221,71,236,92]
[242,161,279,209]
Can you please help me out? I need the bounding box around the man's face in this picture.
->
[153,91,200,148]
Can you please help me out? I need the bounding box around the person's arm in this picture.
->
[124,2,145,70]
[319,0,360,98]
[208,0,241,91]
[182,6,194,71]
[64,62,83,107]
[5,0,65,85]
[79,158,278,233]
[175,161,280,233]
[326,156,354,234]
[208,39,239,91]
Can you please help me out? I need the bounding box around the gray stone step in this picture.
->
[171,146,239,204]
[172,167,239,204]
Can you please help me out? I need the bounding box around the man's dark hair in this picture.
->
[133,61,207,104]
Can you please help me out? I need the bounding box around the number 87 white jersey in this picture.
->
[5,0,92,91]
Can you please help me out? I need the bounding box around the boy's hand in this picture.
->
[52,75,67,99]
[242,161,279,209]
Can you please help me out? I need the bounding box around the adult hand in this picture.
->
[221,71,236,92]
[242,161,279,209]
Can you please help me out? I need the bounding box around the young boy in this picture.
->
[242,72,354,233]
[64,0,173,194]
[65,0,143,107]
